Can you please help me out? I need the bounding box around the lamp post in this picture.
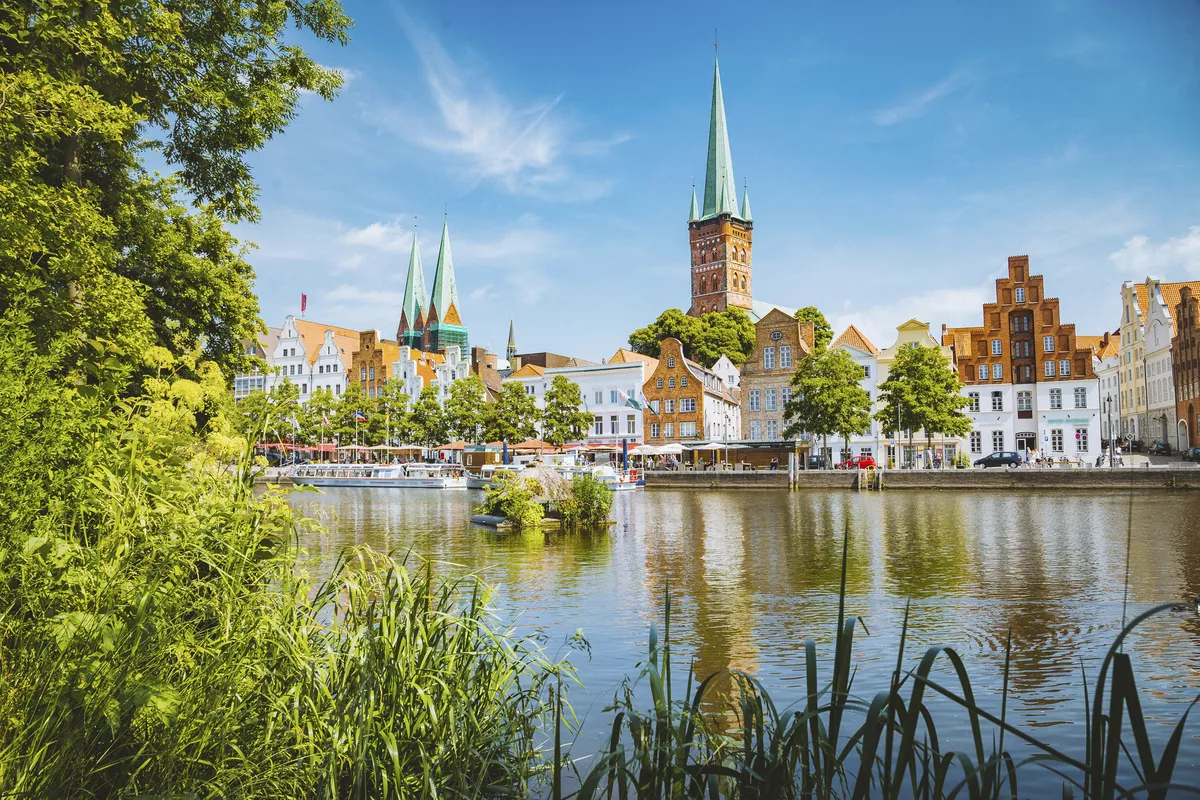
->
[1106,394,1113,468]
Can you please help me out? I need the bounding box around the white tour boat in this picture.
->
[290,463,468,489]
[555,464,642,492]
[466,463,524,490]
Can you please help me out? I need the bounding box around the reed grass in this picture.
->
[569,521,1200,799]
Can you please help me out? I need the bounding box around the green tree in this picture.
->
[444,375,488,443]
[541,375,593,447]
[0,2,350,379]
[794,306,834,351]
[408,386,449,448]
[372,379,411,446]
[783,348,871,468]
[874,343,971,464]
[302,387,338,450]
[265,378,302,445]
[628,307,754,366]
[486,382,541,444]
[333,383,370,448]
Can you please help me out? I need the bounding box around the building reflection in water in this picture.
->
[291,487,1200,776]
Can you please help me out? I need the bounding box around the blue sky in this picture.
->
[240,0,1200,358]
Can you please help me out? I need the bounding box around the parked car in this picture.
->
[974,451,1023,469]
[1183,447,1200,462]
[836,454,877,470]
[1148,441,1172,456]
[807,455,827,470]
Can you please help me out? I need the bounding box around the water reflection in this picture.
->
[289,487,1200,787]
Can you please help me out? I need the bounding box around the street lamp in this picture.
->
[1106,394,1113,468]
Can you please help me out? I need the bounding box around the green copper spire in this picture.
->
[398,231,427,347]
[688,186,699,222]
[702,57,739,220]
[740,185,752,222]
[429,218,459,321]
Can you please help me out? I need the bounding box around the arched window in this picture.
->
[741,276,747,290]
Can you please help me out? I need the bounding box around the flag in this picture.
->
[301,293,307,313]
[640,391,659,415]
[322,415,330,426]
[618,389,643,411]
[290,414,300,430]
[354,410,367,422]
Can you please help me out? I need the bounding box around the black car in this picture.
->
[974,451,1022,469]
[1183,447,1200,462]
[1148,441,1172,456]
[807,455,827,470]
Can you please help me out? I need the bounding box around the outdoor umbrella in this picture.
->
[622,440,629,471]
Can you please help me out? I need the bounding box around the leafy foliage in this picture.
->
[475,473,545,531]
[559,473,613,529]
[0,317,569,797]
[487,382,541,444]
[875,342,972,451]
[784,347,872,462]
[0,0,351,378]
[408,386,449,448]
[542,375,593,447]
[444,374,488,443]
[628,308,755,366]
[794,305,834,351]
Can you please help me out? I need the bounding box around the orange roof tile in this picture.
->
[293,318,360,367]
[831,324,880,356]
[608,348,661,373]
[1075,335,1103,355]
[1134,281,1200,334]
[942,326,982,359]
[508,363,545,378]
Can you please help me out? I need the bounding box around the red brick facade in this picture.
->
[944,255,1096,387]
[688,215,753,316]
[1173,286,1200,449]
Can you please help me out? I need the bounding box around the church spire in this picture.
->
[740,182,752,222]
[429,218,459,322]
[688,184,699,222]
[397,229,427,348]
[506,319,517,360]
[702,56,739,220]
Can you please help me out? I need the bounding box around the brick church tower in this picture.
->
[687,56,753,317]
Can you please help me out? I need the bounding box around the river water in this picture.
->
[290,487,1200,791]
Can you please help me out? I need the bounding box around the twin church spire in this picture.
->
[689,56,751,223]
[397,219,468,357]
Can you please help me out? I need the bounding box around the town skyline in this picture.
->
[239,0,1200,359]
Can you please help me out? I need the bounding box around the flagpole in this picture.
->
[355,416,359,463]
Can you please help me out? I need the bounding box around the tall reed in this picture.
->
[571,522,1199,799]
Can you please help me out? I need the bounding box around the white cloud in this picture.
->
[326,284,405,328]
[342,220,411,253]
[370,16,623,200]
[829,286,991,350]
[1109,226,1200,277]
[873,67,976,126]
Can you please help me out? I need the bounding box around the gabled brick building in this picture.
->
[943,255,1100,459]
[1173,286,1200,449]
[740,309,812,441]
[642,339,740,444]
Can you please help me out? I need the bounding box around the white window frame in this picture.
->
[765,389,777,412]
[991,339,1002,355]
[1059,359,1071,377]
[680,397,696,413]
[1043,336,1055,353]
[1051,428,1064,452]
[991,391,1003,411]
[780,345,792,369]
[1045,361,1056,377]
[992,363,1002,380]
[970,431,982,453]
[749,389,761,412]
[764,347,776,370]
[1074,387,1087,408]
[1015,287,1025,303]
[968,392,980,412]
[992,431,1004,451]
[1050,388,1062,409]
[977,364,988,381]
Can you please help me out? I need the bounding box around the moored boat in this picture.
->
[466,463,524,490]
[555,464,642,491]
[291,463,467,489]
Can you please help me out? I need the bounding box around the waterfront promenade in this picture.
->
[644,464,1200,490]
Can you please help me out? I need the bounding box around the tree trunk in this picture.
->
[823,434,829,470]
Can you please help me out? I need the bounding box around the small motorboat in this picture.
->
[466,463,524,490]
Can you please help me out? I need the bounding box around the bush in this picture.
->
[475,473,545,531]
[570,473,613,528]
[0,320,567,798]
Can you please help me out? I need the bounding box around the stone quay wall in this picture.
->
[643,467,1200,491]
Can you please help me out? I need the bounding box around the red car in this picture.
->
[836,455,876,470]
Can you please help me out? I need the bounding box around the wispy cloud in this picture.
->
[371,16,624,200]
[1109,226,1200,277]
[873,67,976,126]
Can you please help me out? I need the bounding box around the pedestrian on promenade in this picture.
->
[770,456,778,471]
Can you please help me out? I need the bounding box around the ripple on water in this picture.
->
[290,487,1200,791]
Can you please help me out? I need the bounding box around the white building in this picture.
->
[1093,331,1123,446]
[829,324,883,461]
[505,349,660,445]
[1144,286,1177,446]
[710,354,741,390]
[392,344,472,406]
[233,315,357,402]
